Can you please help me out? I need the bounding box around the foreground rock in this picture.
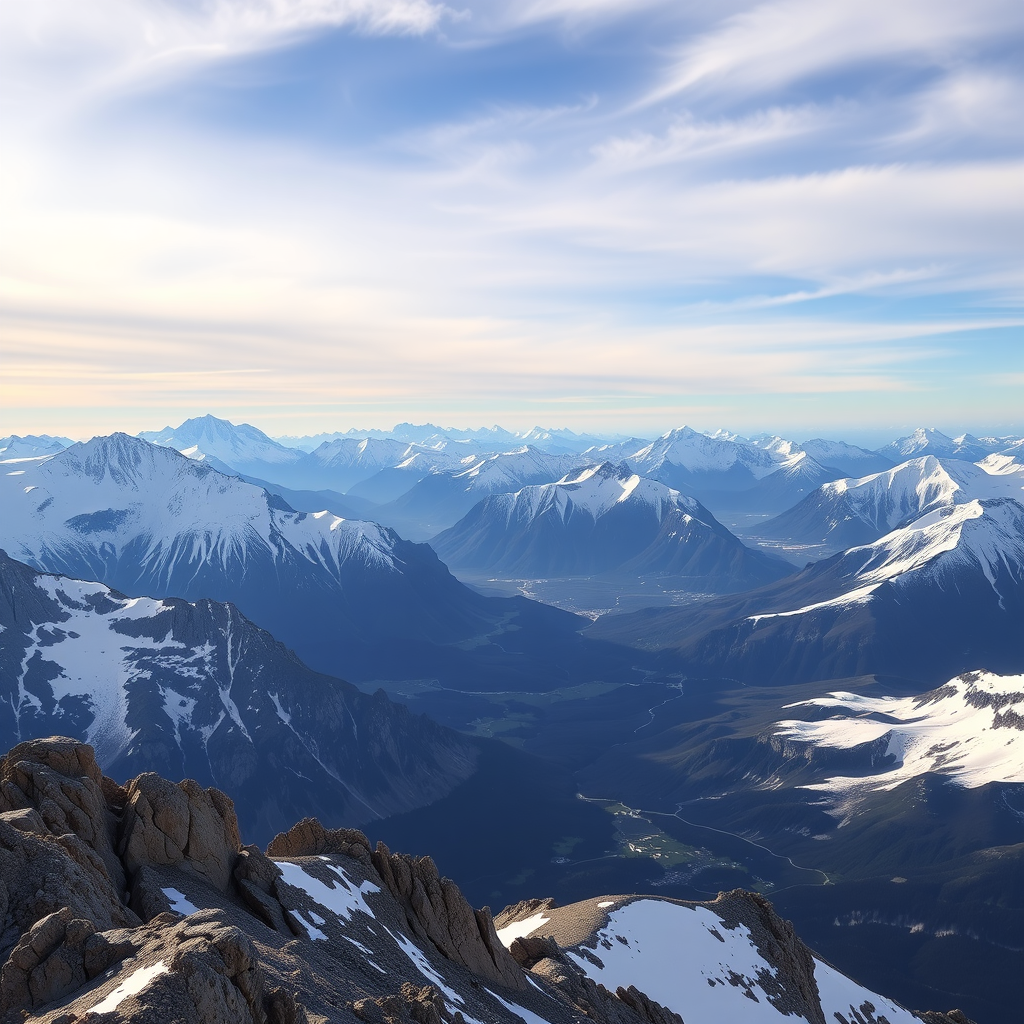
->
[0,738,974,1024]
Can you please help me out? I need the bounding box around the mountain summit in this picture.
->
[433,462,790,589]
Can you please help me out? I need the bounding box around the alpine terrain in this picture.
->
[0,736,973,1024]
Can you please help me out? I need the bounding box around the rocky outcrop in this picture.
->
[0,737,129,895]
[267,816,374,868]
[712,889,825,1024]
[523,945,682,1024]
[120,773,242,892]
[0,737,977,1024]
[234,845,289,933]
[615,986,685,1024]
[916,1011,975,1024]
[371,841,527,992]
[352,983,465,1024]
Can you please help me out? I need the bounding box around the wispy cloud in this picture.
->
[591,104,833,171]
[643,0,1024,104]
[0,0,452,117]
[1,0,1022,435]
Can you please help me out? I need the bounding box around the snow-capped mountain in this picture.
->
[708,448,847,514]
[310,437,493,503]
[591,496,1024,685]
[495,893,926,1024]
[0,433,497,679]
[305,437,448,491]
[628,426,781,493]
[369,446,594,540]
[0,434,74,459]
[777,670,1024,797]
[797,437,894,477]
[139,414,306,479]
[758,455,1024,550]
[0,552,477,841]
[578,437,650,465]
[432,462,790,589]
[877,427,995,462]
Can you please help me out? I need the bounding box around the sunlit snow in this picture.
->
[274,860,380,924]
[161,887,199,915]
[90,960,169,1014]
[777,671,1024,794]
[496,911,551,947]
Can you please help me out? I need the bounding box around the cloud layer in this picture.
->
[1,0,1021,435]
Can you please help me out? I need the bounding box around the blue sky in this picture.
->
[1,0,1022,440]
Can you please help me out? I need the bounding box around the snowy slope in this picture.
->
[777,670,1024,795]
[311,437,485,502]
[433,462,790,588]
[798,437,894,476]
[759,455,1024,549]
[752,498,1024,619]
[366,447,601,541]
[592,496,1024,686]
[0,434,74,459]
[877,427,995,462]
[140,414,306,472]
[454,446,588,493]
[0,433,497,678]
[495,895,919,1024]
[0,552,478,837]
[710,449,848,514]
[0,432,399,582]
[629,427,781,491]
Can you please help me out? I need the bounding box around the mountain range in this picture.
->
[591,496,1024,686]
[0,433,503,681]
[0,551,477,842]
[433,462,791,591]
[756,454,1024,551]
[4,414,1024,1022]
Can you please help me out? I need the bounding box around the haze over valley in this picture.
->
[3,2,1022,1021]
[2,415,1023,1021]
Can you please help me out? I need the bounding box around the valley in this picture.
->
[2,417,1023,1022]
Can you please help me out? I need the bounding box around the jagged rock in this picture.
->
[0,738,978,1024]
[712,890,824,1024]
[234,847,288,933]
[81,928,140,980]
[129,865,181,921]
[0,811,138,961]
[0,908,94,1013]
[615,985,684,1024]
[352,983,461,1024]
[266,818,373,868]
[508,934,561,970]
[0,738,127,894]
[120,774,242,893]
[36,913,311,1024]
[371,842,526,992]
[916,1011,976,1024]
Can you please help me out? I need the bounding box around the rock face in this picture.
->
[371,842,526,992]
[0,551,480,844]
[0,738,975,1024]
[120,773,242,892]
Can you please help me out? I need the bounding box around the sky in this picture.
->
[1,0,1022,441]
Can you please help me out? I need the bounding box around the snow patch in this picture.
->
[496,912,551,947]
[777,671,1024,794]
[563,898,800,1024]
[161,888,199,915]
[90,960,169,1014]
[274,860,380,925]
